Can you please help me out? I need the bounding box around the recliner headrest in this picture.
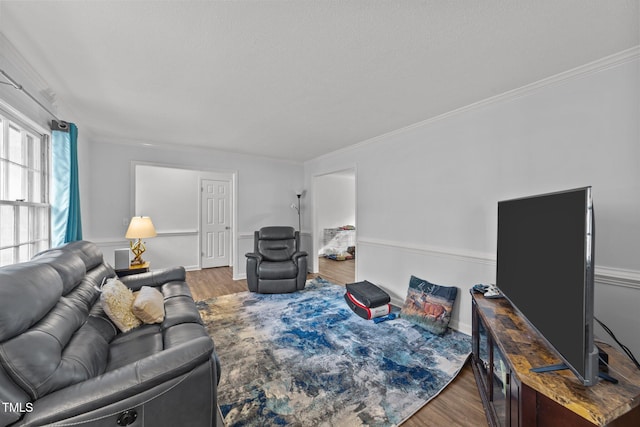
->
[258,226,296,240]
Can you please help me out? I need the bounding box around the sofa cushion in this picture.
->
[258,260,297,279]
[162,296,203,328]
[163,323,210,349]
[31,250,87,295]
[0,299,114,399]
[0,262,63,342]
[56,240,104,271]
[101,278,142,333]
[106,325,163,372]
[133,286,165,324]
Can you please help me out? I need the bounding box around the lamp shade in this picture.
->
[125,216,157,239]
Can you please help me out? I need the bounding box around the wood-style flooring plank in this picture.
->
[317,256,355,285]
[186,267,247,301]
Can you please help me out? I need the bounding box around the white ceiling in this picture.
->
[0,1,638,162]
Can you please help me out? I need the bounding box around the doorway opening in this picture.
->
[313,168,356,285]
[132,162,236,271]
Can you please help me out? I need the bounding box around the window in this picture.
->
[0,110,50,266]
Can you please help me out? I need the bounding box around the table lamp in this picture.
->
[125,216,157,265]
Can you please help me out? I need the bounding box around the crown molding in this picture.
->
[310,46,640,164]
[0,32,57,109]
[90,136,304,166]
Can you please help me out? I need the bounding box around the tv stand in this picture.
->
[471,291,640,426]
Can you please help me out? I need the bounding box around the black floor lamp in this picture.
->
[291,191,303,231]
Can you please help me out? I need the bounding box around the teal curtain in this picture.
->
[51,122,82,247]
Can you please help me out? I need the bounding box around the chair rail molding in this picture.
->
[357,236,640,291]
[594,266,640,290]
[357,237,496,267]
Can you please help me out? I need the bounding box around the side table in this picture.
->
[116,262,150,277]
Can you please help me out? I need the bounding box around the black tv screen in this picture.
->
[496,187,598,386]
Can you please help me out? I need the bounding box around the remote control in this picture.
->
[373,313,397,324]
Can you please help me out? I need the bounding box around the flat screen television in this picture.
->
[496,187,598,386]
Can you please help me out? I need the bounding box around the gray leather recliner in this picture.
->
[0,241,219,426]
[245,226,308,293]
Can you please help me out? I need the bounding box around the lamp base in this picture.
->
[130,239,147,266]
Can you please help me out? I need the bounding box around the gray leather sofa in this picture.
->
[246,226,308,293]
[0,241,220,427]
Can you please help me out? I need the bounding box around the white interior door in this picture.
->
[201,179,230,268]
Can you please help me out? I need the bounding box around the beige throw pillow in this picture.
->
[132,286,165,324]
[101,278,142,332]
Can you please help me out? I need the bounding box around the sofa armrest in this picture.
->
[119,266,186,291]
[19,336,214,426]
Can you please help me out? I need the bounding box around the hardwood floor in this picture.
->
[317,256,356,285]
[186,262,488,427]
[186,265,246,301]
[187,257,356,301]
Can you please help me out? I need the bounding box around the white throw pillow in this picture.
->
[132,286,165,324]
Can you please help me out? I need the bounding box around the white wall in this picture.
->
[83,140,304,278]
[304,51,640,361]
[135,164,200,232]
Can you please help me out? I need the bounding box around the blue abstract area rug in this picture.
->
[196,278,471,426]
